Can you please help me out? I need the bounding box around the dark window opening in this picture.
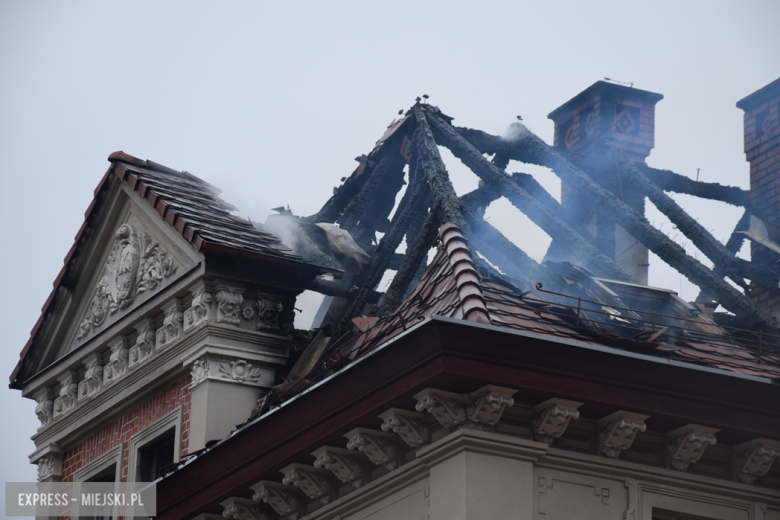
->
[86,463,116,520]
[137,428,176,481]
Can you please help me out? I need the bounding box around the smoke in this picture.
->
[259,213,339,269]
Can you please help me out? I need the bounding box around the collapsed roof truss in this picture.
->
[304,102,780,337]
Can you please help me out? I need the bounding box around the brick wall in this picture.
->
[61,376,191,483]
[739,78,780,316]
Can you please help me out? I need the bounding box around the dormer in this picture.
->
[11,152,335,483]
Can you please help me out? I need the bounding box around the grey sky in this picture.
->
[2,0,779,513]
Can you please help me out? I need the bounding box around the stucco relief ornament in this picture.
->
[413,385,516,431]
[129,319,156,369]
[37,456,54,481]
[597,411,650,459]
[184,284,213,333]
[76,225,177,342]
[250,481,306,520]
[191,359,210,387]
[218,360,262,384]
[103,337,129,386]
[215,290,244,325]
[242,306,255,320]
[256,298,283,333]
[77,355,104,402]
[379,408,431,448]
[157,300,184,349]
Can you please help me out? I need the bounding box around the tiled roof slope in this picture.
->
[10,152,317,387]
[107,151,303,260]
[331,229,780,381]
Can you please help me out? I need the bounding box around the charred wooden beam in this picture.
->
[379,208,440,313]
[333,156,433,336]
[305,277,381,302]
[611,150,749,289]
[425,109,631,282]
[308,155,373,224]
[640,164,750,207]
[488,121,780,331]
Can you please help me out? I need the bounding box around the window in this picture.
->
[74,444,122,520]
[127,407,182,482]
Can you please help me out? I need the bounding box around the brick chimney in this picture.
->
[737,77,780,316]
[548,81,664,284]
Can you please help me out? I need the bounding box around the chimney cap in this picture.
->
[736,77,780,112]
[548,80,663,122]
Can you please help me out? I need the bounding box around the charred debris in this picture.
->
[254,100,780,415]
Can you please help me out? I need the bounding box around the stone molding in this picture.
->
[129,318,156,369]
[532,397,583,444]
[379,408,431,447]
[280,463,337,505]
[103,335,129,387]
[31,443,64,482]
[52,370,78,421]
[417,427,548,468]
[312,446,371,489]
[221,497,275,520]
[732,438,780,484]
[597,410,650,459]
[666,424,719,471]
[77,353,104,403]
[157,299,184,350]
[251,480,306,520]
[345,427,404,471]
[33,387,54,431]
[413,385,516,431]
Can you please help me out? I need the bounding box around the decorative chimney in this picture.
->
[548,81,664,284]
[737,77,780,316]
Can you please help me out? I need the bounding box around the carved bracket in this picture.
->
[280,463,337,505]
[532,398,584,444]
[597,411,650,459]
[413,385,517,431]
[666,424,719,471]
[183,281,213,333]
[53,370,79,420]
[157,299,183,350]
[256,297,283,333]
[345,427,403,471]
[312,446,370,489]
[129,318,156,369]
[33,388,54,431]
[251,480,306,520]
[732,438,780,484]
[103,335,129,387]
[77,353,104,403]
[379,408,431,448]
[220,497,275,520]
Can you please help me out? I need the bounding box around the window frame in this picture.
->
[127,406,183,483]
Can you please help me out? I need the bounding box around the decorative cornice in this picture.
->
[280,463,337,505]
[187,352,272,389]
[129,317,156,369]
[312,446,370,489]
[77,353,104,403]
[732,438,780,484]
[33,387,54,431]
[379,408,431,448]
[250,480,306,520]
[102,335,129,387]
[532,398,583,444]
[344,427,403,471]
[417,428,548,468]
[52,370,78,421]
[665,424,719,471]
[597,411,650,459]
[157,299,184,350]
[413,385,516,431]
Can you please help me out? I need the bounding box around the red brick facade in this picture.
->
[61,376,192,483]
[739,78,780,315]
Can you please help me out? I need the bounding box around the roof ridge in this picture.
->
[439,223,491,324]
